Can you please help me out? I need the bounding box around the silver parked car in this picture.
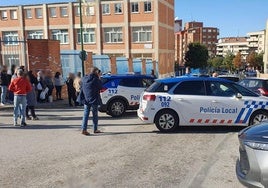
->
[236,123,268,188]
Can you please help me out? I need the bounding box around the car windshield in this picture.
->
[239,79,264,88]
[232,83,259,97]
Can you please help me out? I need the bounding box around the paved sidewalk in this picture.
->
[0,98,72,112]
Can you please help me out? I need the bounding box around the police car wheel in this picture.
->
[249,110,268,126]
[108,99,126,117]
[155,110,178,133]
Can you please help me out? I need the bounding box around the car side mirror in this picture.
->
[236,93,242,99]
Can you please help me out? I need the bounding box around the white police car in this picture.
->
[99,74,154,117]
[138,76,268,132]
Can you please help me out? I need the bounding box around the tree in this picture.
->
[233,52,242,69]
[184,43,209,69]
[223,52,235,71]
[255,52,264,70]
[207,56,224,70]
[247,51,257,67]
[247,51,264,70]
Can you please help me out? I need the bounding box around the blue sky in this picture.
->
[0,0,267,38]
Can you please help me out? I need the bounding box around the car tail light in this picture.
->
[258,88,268,96]
[100,87,108,93]
[143,94,156,101]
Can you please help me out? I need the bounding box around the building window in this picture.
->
[144,1,152,12]
[49,7,56,17]
[74,6,80,16]
[35,8,42,18]
[27,30,43,39]
[208,29,212,32]
[104,27,123,43]
[51,29,69,44]
[131,2,139,13]
[132,26,152,42]
[2,31,19,45]
[85,6,95,16]
[114,3,122,14]
[25,9,32,19]
[10,10,18,19]
[102,4,110,15]
[1,10,7,20]
[60,7,68,17]
[77,28,95,44]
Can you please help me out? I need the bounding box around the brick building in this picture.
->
[0,0,174,77]
[175,21,219,65]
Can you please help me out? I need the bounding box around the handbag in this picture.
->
[76,91,85,105]
[40,87,49,100]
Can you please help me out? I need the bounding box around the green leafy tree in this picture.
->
[207,56,224,70]
[233,52,242,69]
[255,52,264,69]
[223,52,235,71]
[184,43,209,69]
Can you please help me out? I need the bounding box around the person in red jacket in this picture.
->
[8,69,32,126]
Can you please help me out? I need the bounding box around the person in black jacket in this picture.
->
[0,65,9,105]
[81,67,102,135]
[66,73,77,107]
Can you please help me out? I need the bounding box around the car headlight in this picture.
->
[244,141,268,151]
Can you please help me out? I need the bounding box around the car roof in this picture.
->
[101,74,154,79]
[156,76,233,84]
[241,77,268,81]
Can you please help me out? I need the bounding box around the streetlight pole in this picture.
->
[79,0,85,76]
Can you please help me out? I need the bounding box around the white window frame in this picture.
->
[60,7,68,17]
[25,9,32,19]
[1,10,7,20]
[132,26,152,43]
[144,1,152,12]
[114,3,122,14]
[51,29,69,44]
[49,7,57,17]
[2,31,19,45]
[27,30,43,39]
[77,28,96,44]
[131,2,139,13]
[102,4,110,15]
[35,8,42,18]
[85,6,95,16]
[104,27,123,43]
[10,10,18,19]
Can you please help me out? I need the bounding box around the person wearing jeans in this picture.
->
[8,69,32,126]
[81,67,102,135]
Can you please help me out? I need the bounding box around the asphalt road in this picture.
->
[0,106,245,188]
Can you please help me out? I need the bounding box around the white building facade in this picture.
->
[216,37,249,62]
[247,30,265,54]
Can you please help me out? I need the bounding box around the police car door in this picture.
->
[206,81,245,125]
[117,78,144,107]
[172,80,211,125]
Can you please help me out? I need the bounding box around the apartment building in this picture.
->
[175,21,219,65]
[0,0,174,77]
[216,37,249,62]
[247,30,265,53]
[264,20,268,73]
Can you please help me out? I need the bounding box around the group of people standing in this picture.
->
[1,64,104,135]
